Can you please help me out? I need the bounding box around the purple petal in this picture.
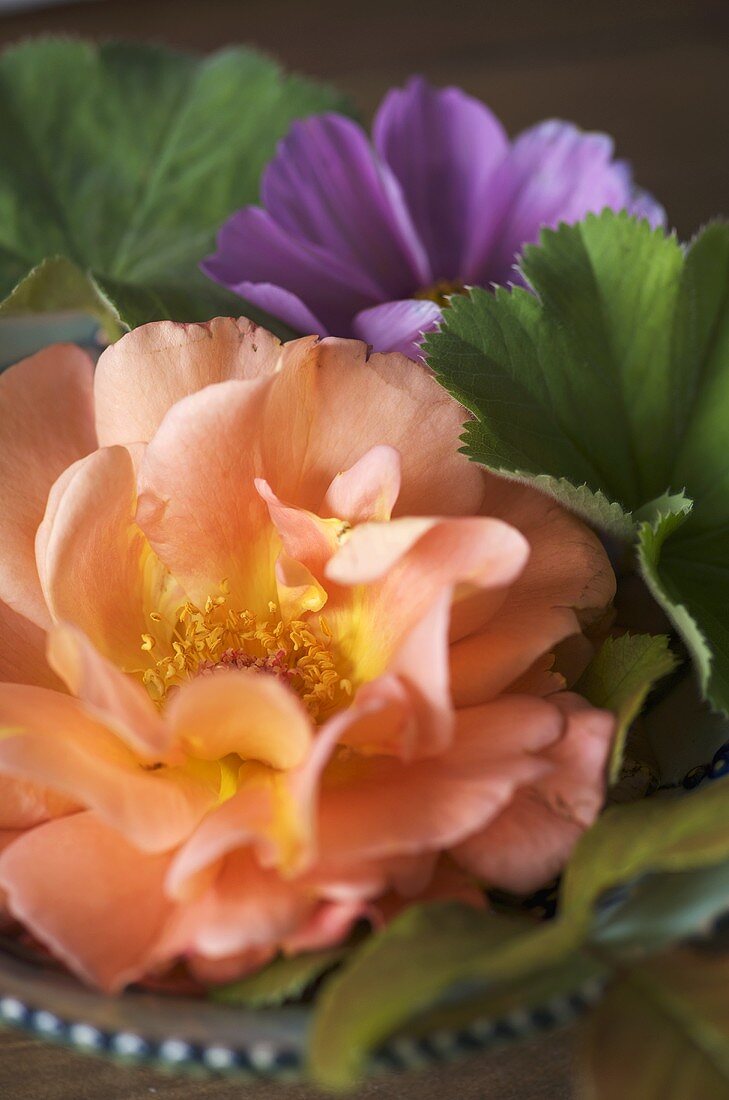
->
[229,282,327,336]
[374,77,509,282]
[352,299,442,359]
[261,113,431,299]
[203,206,383,336]
[470,120,661,283]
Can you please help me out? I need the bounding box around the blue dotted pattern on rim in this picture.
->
[0,973,608,1080]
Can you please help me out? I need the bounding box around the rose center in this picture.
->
[139,587,352,721]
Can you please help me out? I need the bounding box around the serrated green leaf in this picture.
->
[637,499,717,708]
[427,214,684,513]
[0,39,347,334]
[427,216,729,713]
[582,950,729,1100]
[211,947,347,1009]
[575,633,677,783]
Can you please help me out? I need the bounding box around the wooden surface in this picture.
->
[0,1,726,1096]
[0,1023,578,1099]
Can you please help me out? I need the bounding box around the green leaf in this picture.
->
[582,950,729,1099]
[644,676,729,786]
[0,39,347,334]
[211,947,347,1009]
[397,947,607,1040]
[575,633,677,783]
[308,903,543,1089]
[592,860,729,956]
[562,777,729,927]
[426,216,729,713]
[426,214,684,514]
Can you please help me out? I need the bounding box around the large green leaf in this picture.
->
[426,216,729,712]
[575,632,677,783]
[582,950,729,1100]
[0,39,346,336]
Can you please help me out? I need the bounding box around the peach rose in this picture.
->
[0,319,615,991]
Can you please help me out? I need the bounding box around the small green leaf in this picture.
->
[211,947,347,1008]
[575,633,677,783]
[0,39,347,334]
[582,950,729,1100]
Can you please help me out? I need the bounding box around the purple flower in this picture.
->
[203,77,665,358]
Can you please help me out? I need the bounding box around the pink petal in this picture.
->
[317,694,560,866]
[451,479,616,705]
[46,623,172,762]
[0,684,213,852]
[0,596,60,689]
[159,848,312,962]
[37,446,173,671]
[325,515,529,692]
[136,378,276,611]
[94,317,284,447]
[0,812,174,991]
[0,345,96,627]
[452,693,614,893]
[322,445,402,524]
[259,336,485,518]
[166,669,312,770]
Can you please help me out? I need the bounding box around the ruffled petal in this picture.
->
[325,514,529,691]
[158,848,312,962]
[0,596,59,689]
[166,669,312,770]
[317,695,560,866]
[374,77,508,279]
[136,379,276,612]
[0,813,174,991]
[0,345,96,627]
[37,445,172,671]
[450,478,615,706]
[47,623,172,762]
[259,336,484,518]
[322,445,402,524]
[452,693,614,893]
[94,317,285,447]
[0,684,214,852]
[352,299,441,358]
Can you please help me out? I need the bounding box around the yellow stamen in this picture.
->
[414,278,467,309]
[140,585,351,721]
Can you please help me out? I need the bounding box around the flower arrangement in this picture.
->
[0,38,727,1098]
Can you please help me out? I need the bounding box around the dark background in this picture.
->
[0,1,727,1096]
[0,0,727,238]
